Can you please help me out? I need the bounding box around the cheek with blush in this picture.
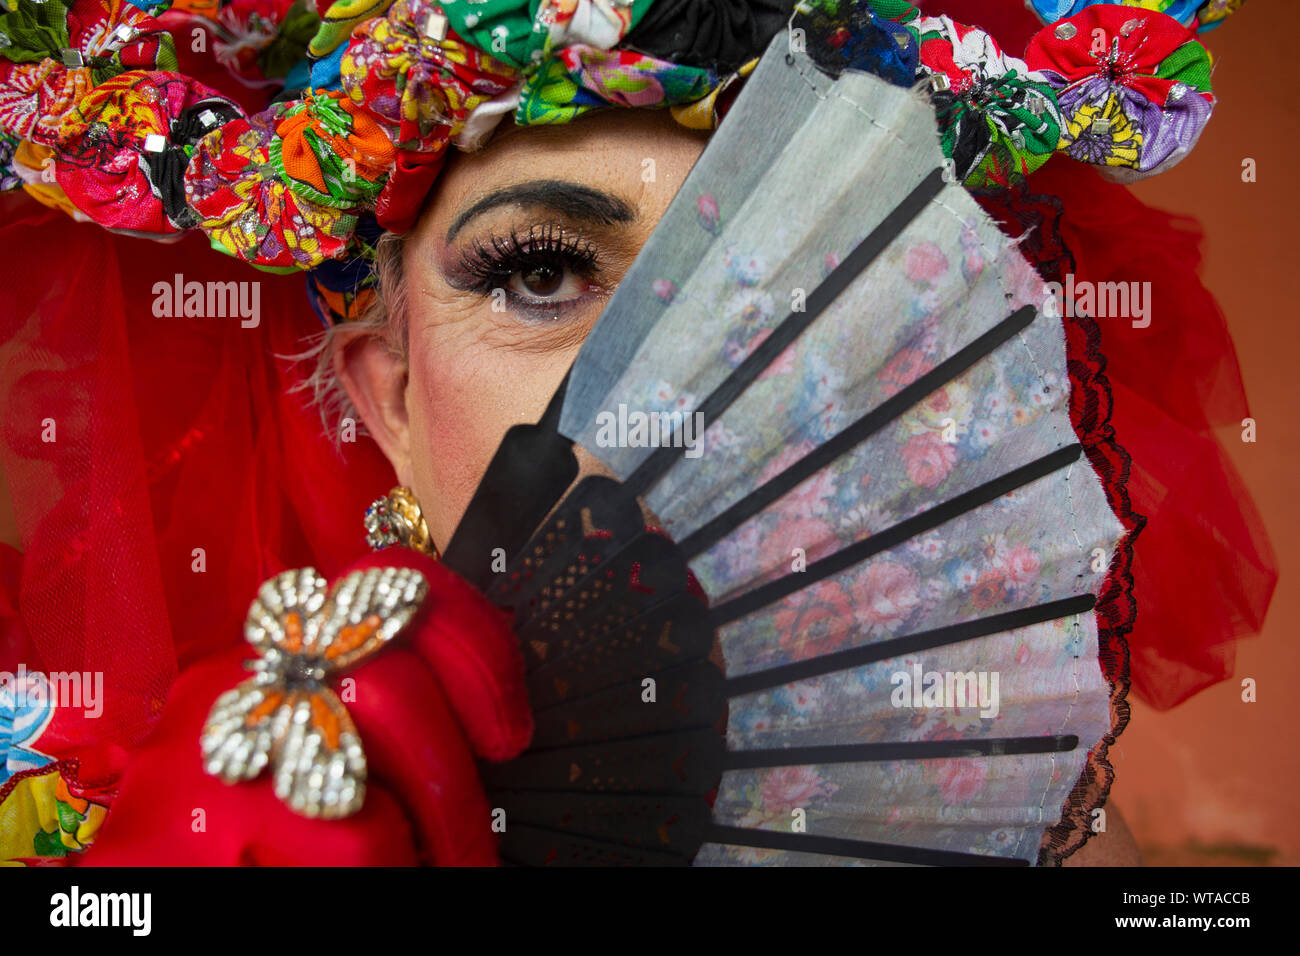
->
[404,333,507,548]
[403,316,577,548]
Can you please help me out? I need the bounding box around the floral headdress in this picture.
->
[0,0,1244,321]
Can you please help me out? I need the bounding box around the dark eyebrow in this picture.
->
[445,179,637,242]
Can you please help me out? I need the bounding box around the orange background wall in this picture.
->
[1108,0,1298,865]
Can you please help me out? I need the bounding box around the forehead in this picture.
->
[424,108,711,219]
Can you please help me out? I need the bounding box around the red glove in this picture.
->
[78,549,533,866]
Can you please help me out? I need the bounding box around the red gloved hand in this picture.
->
[78,549,533,866]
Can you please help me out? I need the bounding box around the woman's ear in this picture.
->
[334,328,414,486]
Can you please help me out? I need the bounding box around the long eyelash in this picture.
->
[455,222,599,294]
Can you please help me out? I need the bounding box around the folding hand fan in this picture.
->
[440,29,1126,867]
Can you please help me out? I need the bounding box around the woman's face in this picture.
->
[340,108,709,550]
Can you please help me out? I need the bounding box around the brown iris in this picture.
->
[521,263,565,297]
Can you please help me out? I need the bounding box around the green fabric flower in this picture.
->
[260,0,320,80]
[0,0,177,84]
[439,0,656,72]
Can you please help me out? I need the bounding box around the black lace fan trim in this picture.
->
[976,183,1145,866]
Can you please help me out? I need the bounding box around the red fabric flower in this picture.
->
[0,60,94,146]
[1023,6,1204,107]
[54,70,240,235]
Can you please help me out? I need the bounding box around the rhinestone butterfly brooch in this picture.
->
[201,566,429,819]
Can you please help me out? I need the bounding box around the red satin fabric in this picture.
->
[78,550,532,866]
[74,643,428,865]
[916,0,1043,45]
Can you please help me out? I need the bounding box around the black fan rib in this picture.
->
[723,593,1096,696]
[703,826,1030,867]
[723,735,1079,770]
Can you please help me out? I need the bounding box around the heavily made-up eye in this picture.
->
[453,221,605,321]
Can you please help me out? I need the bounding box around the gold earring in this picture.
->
[364,486,439,558]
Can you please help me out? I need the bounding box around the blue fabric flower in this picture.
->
[797,3,921,88]
[284,42,349,94]
[1,671,54,784]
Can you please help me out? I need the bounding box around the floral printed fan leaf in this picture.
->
[443,31,1125,866]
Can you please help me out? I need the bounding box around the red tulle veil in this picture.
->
[0,196,395,794]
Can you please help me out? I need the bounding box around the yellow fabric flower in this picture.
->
[1061,93,1142,169]
[0,768,109,863]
